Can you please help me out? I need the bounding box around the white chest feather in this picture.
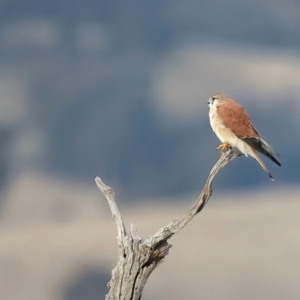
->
[209,105,228,141]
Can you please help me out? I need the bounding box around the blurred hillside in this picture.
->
[0,0,299,202]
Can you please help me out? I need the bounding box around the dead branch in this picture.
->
[95,148,242,300]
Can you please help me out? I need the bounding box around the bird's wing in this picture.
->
[216,99,259,138]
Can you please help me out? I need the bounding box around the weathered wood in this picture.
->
[95,149,242,300]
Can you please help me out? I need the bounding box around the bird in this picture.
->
[208,92,281,180]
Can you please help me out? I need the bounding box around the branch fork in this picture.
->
[95,149,242,300]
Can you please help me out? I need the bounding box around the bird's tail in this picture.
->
[247,146,274,181]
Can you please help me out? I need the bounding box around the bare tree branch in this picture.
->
[95,177,126,239]
[95,149,242,300]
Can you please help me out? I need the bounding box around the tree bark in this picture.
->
[95,149,242,300]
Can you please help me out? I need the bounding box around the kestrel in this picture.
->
[208,93,281,180]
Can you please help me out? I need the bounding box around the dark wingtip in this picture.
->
[242,137,281,167]
[271,156,281,167]
[260,146,281,167]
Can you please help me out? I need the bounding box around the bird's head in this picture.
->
[208,93,228,108]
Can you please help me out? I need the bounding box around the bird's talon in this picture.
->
[216,142,232,151]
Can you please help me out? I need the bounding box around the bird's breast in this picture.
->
[209,106,233,143]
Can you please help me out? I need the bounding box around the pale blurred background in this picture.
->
[0,1,300,300]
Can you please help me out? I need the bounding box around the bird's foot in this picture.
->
[216,142,232,151]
